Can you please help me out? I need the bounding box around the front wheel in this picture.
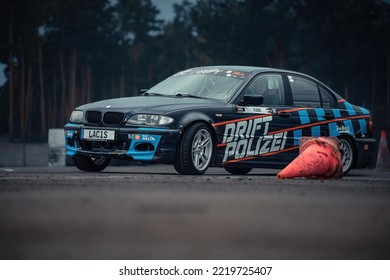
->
[338,137,355,175]
[174,123,214,175]
[72,155,111,172]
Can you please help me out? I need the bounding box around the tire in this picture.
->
[338,137,355,175]
[72,155,111,172]
[174,123,214,175]
[224,166,252,175]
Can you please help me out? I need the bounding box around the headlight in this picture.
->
[126,114,174,126]
[70,110,84,123]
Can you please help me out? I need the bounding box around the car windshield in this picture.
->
[147,68,249,101]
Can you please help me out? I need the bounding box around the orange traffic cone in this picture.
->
[277,137,343,179]
[376,130,390,170]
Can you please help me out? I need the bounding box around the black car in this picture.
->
[64,66,377,175]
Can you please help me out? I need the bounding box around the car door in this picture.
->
[285,74,340,147]
[216,72,296,168]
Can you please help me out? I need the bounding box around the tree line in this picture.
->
[0,0,389,142]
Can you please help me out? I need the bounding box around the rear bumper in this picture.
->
[355,138,378,168]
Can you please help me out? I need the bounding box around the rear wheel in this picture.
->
[224,166,252,175]
[72,155,111,172]
[338,137,355,175]
[174,123,214,175]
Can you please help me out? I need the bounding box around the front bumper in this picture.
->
[64,124,182,163]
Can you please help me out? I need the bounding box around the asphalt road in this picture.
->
[0,165,389,260]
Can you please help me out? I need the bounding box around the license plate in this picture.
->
[82,129,115,141]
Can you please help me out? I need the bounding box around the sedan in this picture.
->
[64,66,377,175]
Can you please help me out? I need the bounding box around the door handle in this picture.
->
[278,112,291,118]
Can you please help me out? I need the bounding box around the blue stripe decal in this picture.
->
[358,119,367,134]
[332,109,341,118]
[344,102,356,116]
[359,107,369,115]
[298,110,310,124]
[328,122,340,136]
[343,120,354,134]
[294,129,302,146]
[311,126,321,136]
[315,108,326,121]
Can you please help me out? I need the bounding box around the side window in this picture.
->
[244,74,285,106]
[319,86,336,108]
[289,75,321,107]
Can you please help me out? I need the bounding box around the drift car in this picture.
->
[65,66,377,175]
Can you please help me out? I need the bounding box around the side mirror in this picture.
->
[139,89,148,96]
[243,95,264,106]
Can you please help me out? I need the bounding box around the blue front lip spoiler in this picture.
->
[64,124,181,136]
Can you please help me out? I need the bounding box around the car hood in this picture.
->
[76,96,228,115]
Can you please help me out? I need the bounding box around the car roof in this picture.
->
[190,65,343,100]
[191,65,313,77]
[193,65,330,82]
[191,65,271,73]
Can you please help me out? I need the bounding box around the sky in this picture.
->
[152,0,183,21]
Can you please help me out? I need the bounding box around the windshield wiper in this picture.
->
[143,92,166,97]
[175,92,207,99]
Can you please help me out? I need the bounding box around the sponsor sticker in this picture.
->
[133,134,156,141]
[336,125,350,132]
[221,116,287,162]
[243,107,273,114]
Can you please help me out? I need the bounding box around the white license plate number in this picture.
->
[82,129,115,141]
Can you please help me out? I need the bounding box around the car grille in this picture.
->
[103,112,124,124]
[86,111,101,124]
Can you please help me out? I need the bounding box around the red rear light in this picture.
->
[368,117,374,134]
